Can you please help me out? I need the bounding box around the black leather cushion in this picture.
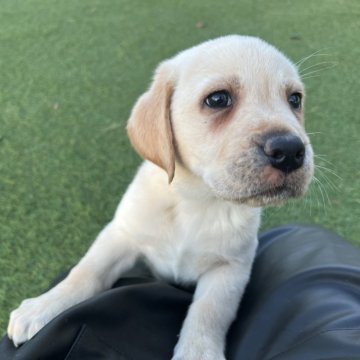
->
[1,225,360,359]
[227,225,360,360]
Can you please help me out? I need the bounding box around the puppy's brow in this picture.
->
[199,76,241,97]
[285,81,305,95]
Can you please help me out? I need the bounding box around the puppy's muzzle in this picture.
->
[261,133,305,173]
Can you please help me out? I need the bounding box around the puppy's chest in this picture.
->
[140,205,255,284]
[143,230,224,284]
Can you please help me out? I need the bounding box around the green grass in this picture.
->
[0,0,359,335]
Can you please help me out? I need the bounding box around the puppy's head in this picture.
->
[127,35,314,207]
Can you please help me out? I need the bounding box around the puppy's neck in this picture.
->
[171,162,216,202]
[171,162,259,214]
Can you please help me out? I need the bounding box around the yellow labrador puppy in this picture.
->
[8,35,314,359]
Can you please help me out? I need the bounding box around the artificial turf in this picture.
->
[0,0,359,335]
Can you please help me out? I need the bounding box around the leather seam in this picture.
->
[267,327,360,360]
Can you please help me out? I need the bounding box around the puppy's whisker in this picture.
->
[314,153,330,158]
[302,74,323,80]
[301,62,337,81]
[307,132,323,136]
[315,169,339,192]
[320,184,331,207]
[314,154,332,162]
[315,165,342,180]
[313,176,330,209]
[314,154,336,167]
[308,185,318,214]
[295,49,330,67]
[302,192,311,215]
[301,69,333,78]
[311,182,322,209]
[319,175,338,193]
[309,179,322,208]
[301,67,335,78]
[299,61,336,74]
[304,176,323,211]
[314,160,340,192]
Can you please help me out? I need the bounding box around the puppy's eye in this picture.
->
[288,92,302,110]
[205,91,232,109]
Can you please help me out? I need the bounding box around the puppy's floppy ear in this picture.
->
[127,61,176,183]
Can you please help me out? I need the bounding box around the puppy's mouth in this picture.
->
[209,171,309,207]
[210,179,304,207]
[239,182,300,206]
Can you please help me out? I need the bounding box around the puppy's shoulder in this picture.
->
[115,161,177,220]
[133,161,171,191]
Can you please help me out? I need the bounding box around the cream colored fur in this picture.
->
[8,35,314,360]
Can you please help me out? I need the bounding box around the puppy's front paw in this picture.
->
[7,294,64,347]
[172,338,226,360]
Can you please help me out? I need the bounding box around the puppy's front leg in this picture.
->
[7,221,138,347]
[173,262,253,360]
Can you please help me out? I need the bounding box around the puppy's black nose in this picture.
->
[263,134,305,173]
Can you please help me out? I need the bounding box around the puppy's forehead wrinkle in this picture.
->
[173,36,299,87]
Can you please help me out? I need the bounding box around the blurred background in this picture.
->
[1,0,359,334]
